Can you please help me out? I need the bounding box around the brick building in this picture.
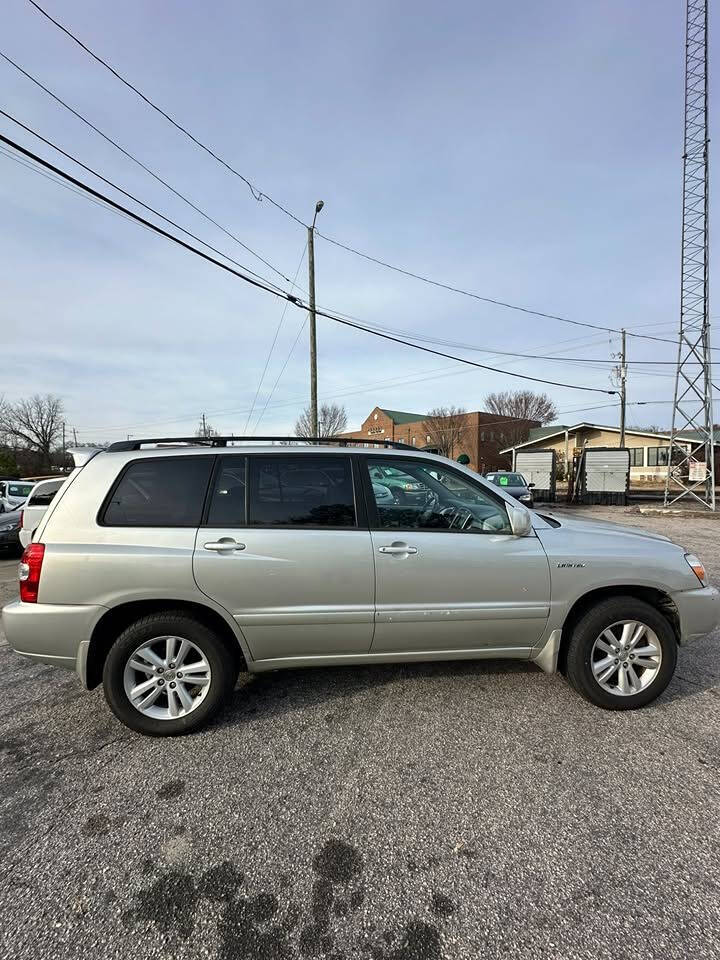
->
[339,406,540,473]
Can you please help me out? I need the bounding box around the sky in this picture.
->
[0,0,714,443]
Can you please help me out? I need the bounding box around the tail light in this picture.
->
[19,543,45,603]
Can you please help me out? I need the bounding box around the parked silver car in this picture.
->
[2,439,717,736]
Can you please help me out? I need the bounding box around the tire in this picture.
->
[103,611,238,736]
[565,596,677,710]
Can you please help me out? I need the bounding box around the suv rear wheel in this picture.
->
[103,612,237,735]
[565,596,677,710]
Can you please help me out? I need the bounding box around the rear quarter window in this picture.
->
[101,457,214,527]
[28,488,61,507]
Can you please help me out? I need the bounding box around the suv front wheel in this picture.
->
[103,612,237,735]
[565,596,677,710]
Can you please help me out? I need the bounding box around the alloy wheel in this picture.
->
[123,635,212,720]
[590,620,662,697]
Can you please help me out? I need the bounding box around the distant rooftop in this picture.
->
[378,408,425,425]
[528,424,568,441]
[502,421,716,454]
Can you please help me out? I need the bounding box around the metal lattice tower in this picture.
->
[665,0,715,509]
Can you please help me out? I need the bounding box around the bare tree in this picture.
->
[0,394,64,469]
[422,406,469,459]
[633,424,664,434]
[484,390,557,446]
[295,403,348,439]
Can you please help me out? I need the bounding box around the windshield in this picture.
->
[7,483,33,498]
[487,473,526,487]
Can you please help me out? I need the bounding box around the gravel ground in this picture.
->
[1,509,719,960]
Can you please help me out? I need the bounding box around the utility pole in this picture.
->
[308,200,324,436]
[201,412,207,437]
[61,420,66,468]
[619,328,627,448]
[72,427,78,446]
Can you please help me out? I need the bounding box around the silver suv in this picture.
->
[2,438,718,736]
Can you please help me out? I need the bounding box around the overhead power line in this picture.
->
[317,232,719,350]
[244,243,307,432]
[0,110,290,295]
[0,131,617,396]
[5,113,664,371]
[22,0,709,352]
[25,0,306,226]
[0,51,296,287]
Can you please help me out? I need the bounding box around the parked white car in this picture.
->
[0,479,34,512]
[19,478,66,548]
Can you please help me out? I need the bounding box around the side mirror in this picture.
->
[528,482,535,488]
[508,503,532,537]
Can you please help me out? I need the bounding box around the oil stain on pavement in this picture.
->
[123,839,445,959]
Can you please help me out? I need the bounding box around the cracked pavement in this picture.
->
[0,508,719,959]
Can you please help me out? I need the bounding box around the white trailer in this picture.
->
[514,449,556,502]
[579,448,630,505]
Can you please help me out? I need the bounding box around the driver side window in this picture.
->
[366,458,511,534]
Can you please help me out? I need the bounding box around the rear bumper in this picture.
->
[1,599,106,673]
[672,585,720,643]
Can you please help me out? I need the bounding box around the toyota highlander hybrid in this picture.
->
[2,439,717,736]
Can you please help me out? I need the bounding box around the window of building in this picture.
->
[647,447,669,467]
[102,457,213,526]
[480,431,485,441]
[365,458,510,534]
[248,456,356,527]
[628,447,644,467]
[411,437,416,445]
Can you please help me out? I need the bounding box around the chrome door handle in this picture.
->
[204,539,246,552]
[378,544,418,555]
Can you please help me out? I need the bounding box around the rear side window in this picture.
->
[248,455,356,527]
[206,456,247,526]
[102,457,213,527]
[28,486,62,507]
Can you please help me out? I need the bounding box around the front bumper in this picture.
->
[672,585,720,644]
[1,599,106,672]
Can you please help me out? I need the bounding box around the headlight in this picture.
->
[519,494,532,502]
[685,553,707,585]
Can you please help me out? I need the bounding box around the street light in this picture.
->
[308,200,324,436]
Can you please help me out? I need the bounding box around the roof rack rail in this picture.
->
[106,436,418,452]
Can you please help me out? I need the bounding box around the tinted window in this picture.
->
[103,457,213,526]
[249,456,355,527]
[28,485,62,507]
[8,483,33,498]
[367,458,510,534]
[207,457,247,526]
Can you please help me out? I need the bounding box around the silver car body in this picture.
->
[2,445,718,685]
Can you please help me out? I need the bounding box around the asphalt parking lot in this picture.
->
[1,508,719,960]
